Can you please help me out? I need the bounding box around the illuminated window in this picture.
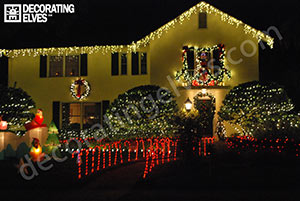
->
[62,101,109,129]
[69,103,81,129]
[185,46,223,80]
[41,54,87,78]
[65,55,79,77]
[49,56,63,77]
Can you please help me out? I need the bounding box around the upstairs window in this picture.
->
[49,56,63,77]
[66,55,79,77]
[199,13,207,29]
[176,44,231,86]
[132,52,147,75]
[40,54,87,78]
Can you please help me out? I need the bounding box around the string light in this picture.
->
[0,2,273,59]
[176,44,231,86]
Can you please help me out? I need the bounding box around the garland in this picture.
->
[70,79,91,100]
[175,44,231,86]
[193,92,216,114]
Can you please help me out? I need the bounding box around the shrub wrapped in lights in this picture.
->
[218,81,300,136]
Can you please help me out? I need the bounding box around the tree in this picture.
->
[0,85,35,131]
[44,121,61,155]
[218,81,299,136]
[104,85,178,140]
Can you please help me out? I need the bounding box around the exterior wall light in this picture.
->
[184,98,193,112]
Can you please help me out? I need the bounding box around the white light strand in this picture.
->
[0,2,273,58]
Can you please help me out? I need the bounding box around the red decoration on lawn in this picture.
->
[0,116,8,130]
[25,109,47,131]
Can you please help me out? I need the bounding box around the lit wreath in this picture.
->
[70,78,90,100]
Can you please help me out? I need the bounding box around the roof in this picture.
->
[0,1,274,58]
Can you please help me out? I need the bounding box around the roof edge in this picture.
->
[0,1,274,58]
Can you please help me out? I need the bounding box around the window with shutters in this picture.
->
[41,54,87,77]
[61,101,109,129]
[177,44,231,86]
[132,52,147,75]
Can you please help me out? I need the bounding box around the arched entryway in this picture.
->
[193,91,215,137]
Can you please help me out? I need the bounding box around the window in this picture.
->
[141,53,147,75]
[111,53,119,76]
[40,54,87,78]
[132,52,147,75]
[185,46,223,80]
[132,52,139,75]
[66,55,79,77]
[199,13,207,28]
[49,56,63,77]
[121,53,127,75]
[82,103,101,129]
[69,103,81,129]
[62,101,109,129]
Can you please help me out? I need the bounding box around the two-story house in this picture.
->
[0,2,273,136]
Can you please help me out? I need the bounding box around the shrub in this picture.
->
[104,85,178,140]
[0,85,35,131]
[218,81,299,136]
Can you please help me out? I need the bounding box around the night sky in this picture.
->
[0,0,299,109]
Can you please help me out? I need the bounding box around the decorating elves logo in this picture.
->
[4,4,75,23]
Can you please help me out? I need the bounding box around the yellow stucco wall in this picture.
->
[8,10,260,136]
[149,12,259,135]
[8,47,150,126]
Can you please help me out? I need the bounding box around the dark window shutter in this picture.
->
[0,56,8,86]
[121,53,127,75]
[213,48,221,68]
[40,55,47,78]
[102,100,110,117]
[96,102,102,124]
[53,101,60,129]
[61,103,70,129]
[111,53,119,76]
[141,53,147,75]
[131,52,139,75]
[80,54,88,76]
[187,47,194,69]
[199,13,207,28]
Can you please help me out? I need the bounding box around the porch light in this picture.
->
[184,98,193,112]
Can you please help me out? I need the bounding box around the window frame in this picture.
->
[62,102,101,130]
[198,12,207,29]
[47,54,81,78]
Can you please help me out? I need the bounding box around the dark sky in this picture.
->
[0,0,299,109]
[0,0,296,48]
